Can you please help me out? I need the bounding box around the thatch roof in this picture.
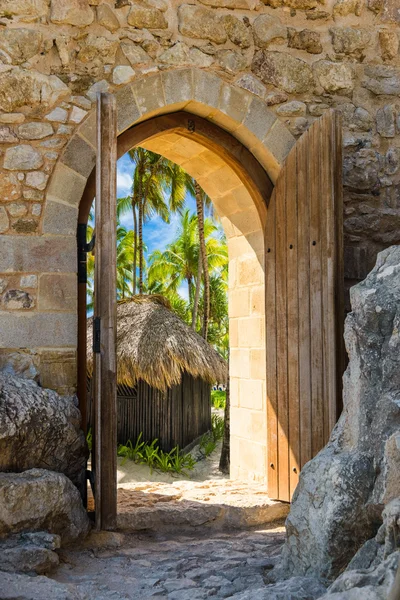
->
[87,295,227,392]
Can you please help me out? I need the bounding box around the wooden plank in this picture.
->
[265,189,278,499]
[275,168,290,503]
[285,145,300,498]
[320,111,335,442]
[309,120,324,457]
[296,132,312,470]
[334,113,345,419]
[94,92,117,531]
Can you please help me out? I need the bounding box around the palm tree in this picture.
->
[148,210,228,329]
[148,209,199,303]
[118,150,188,295]
[193,181,212,340]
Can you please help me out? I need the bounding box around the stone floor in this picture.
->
[51,524,286,600]
[116,479,289,531]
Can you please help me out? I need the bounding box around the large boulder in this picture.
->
[319,497,400,598]
[0,531,61,574]
[0,374,87,487]
[0,469,91,545]
[276,245,400,582]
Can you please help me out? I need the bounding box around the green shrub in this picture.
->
[117,433,195,475]
[199,414,225,458]
[211,390,226,409]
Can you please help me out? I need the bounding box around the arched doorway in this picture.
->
[43,69,343,529]
[78,111,274,490]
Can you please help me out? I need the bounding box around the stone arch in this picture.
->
[42,68,296,484]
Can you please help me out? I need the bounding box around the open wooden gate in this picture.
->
[93,93,118,530]
[265,110,343,502]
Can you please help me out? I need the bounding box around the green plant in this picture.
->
[141,438,161,473]
[211,390,226,409]
[198,414,225,458]
[117,432,145,465]
[86,428,92,452]
[211,414,225,442]
[199,434,217,457]
[117,433,196,475]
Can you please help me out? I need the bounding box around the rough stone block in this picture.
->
[115,85,141,134]
[131,74,166,117]
[243,96,276,142]
[42,201,78,236]
[61,135,96,178]
[162,69,193,108]
[38,273,76,312]
[193,70,223,112]
[0,312,77,348]
[47,163,87,207]
[0,236,76,273]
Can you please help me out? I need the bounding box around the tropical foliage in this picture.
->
[87,148,229,358]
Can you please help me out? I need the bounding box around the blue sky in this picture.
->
[117,153,198,257]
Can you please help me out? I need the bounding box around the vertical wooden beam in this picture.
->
[266,192,278,499]
[94,93,117,531]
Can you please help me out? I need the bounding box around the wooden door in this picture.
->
[265,110,343,502]
[93,93,118,529]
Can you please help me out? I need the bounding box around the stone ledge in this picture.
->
[116,480,289,532]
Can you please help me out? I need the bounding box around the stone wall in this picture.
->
[0,0,399,481]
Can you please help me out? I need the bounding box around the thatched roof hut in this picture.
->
[87,296,227,450]
[87,295,227,391]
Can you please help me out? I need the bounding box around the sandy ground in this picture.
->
[117,439,226,487]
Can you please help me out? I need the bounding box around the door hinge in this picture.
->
[93,317,101,353]
[188,119,195,133]
[77,223,96,284]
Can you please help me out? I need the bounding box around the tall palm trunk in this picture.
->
[191,253,202,330]
[194,182,209,340]
[219,357,230,474]
[138,198,144,295]
[132,202,138,295]
[187,276,193,307]
[138,162,144,295]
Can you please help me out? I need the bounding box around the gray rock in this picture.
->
[217,49,247,74]
[0,28,42,64]
[0,206,9,233]
[178,4,227,44]
[276,245,400,582]
[252,51,314,94]
[376,105,396,138]
[0,374,87,486]
[362,65,400,96]
[120,40,152,65]
[50,0,94,26]
[252,14,286,48]
[0,469,91,545]
[0,571,81,599]
[127,2,168,29]
[314,60,354,94]
[3,289,35,309]
[3,145,43,171]
[17,123,54,140]
[330,27,371,58]
[235,74,266,98]
[223,15,251,49]
[229,577,327,599]
[321,552,400,599]
[0,532,60,574]
[287,28,322,54]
